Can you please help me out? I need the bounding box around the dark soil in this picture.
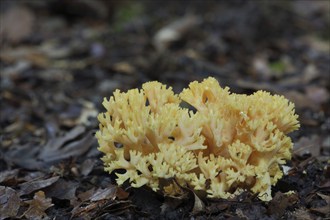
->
[1,1,329,219]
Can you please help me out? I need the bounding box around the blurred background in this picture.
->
[1,0,330,163]
[0,0,329,219]
[1,0,329,145]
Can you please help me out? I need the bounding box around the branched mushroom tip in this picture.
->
[96,77,300,201]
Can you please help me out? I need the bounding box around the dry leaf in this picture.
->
[80,159,95,176]
[268,192,299,218]
[310,193,330,216]
[44,179,78,201]
[294,135,321,157]
[77,188,96,202]
[316,193,330,205]
[23,191,53,220]
[18,176,60,196]
[38,126,95,162]
[0,169,19,184]
[0,186,20,220]
[90,187,117,202]
[39,126,85,159]
[115,187,130,200]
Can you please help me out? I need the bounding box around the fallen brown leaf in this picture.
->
[71,186,120,218]
[18,176,60,196]
[294,135,321,157]
[0,186,20,220]
[39,126,95,162]
[23,191,53,220]
[80,158,95,176]
[72,200,105,218]
[115,187,130,200]
[90,187,117,202]
[44,178,78,201]
[268,191,299,217]
[38,126,85,160]
[0,169,19,185]
[77,188,96,202]
[309,193,330,216]
[316,193,330,205]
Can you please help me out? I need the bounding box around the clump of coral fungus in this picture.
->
[96,77,299,201]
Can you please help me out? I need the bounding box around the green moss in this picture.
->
[269,60,286,73]
[113,2,144,32]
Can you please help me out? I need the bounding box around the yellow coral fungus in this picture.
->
[96,77,300,201]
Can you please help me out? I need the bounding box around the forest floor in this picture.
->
[1,1,329,219]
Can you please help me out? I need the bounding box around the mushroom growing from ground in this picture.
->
[96,77,299,201]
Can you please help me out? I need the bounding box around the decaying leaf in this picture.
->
[0,169,19,185]
[44,178,78,201]
[90,187,117,202]
[38,126,85,160]
[23,191,53,220]
[39,126,95,162]
[18,176,60,196]
[71,186,123,218]
[268,191,299,217]
[0,186,20,220]
[80,158,95,176]
[72,200,106,218]
[115,187,130,200]
[294,135,321,157]
[316,193,330,204]
[309,193,330,216]
[77,188,97,203]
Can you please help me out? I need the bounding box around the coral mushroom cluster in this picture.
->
[96,77,299,201]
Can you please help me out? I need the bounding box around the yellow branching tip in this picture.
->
[95,77,300,201]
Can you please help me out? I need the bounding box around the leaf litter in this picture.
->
[22,191,54,220]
